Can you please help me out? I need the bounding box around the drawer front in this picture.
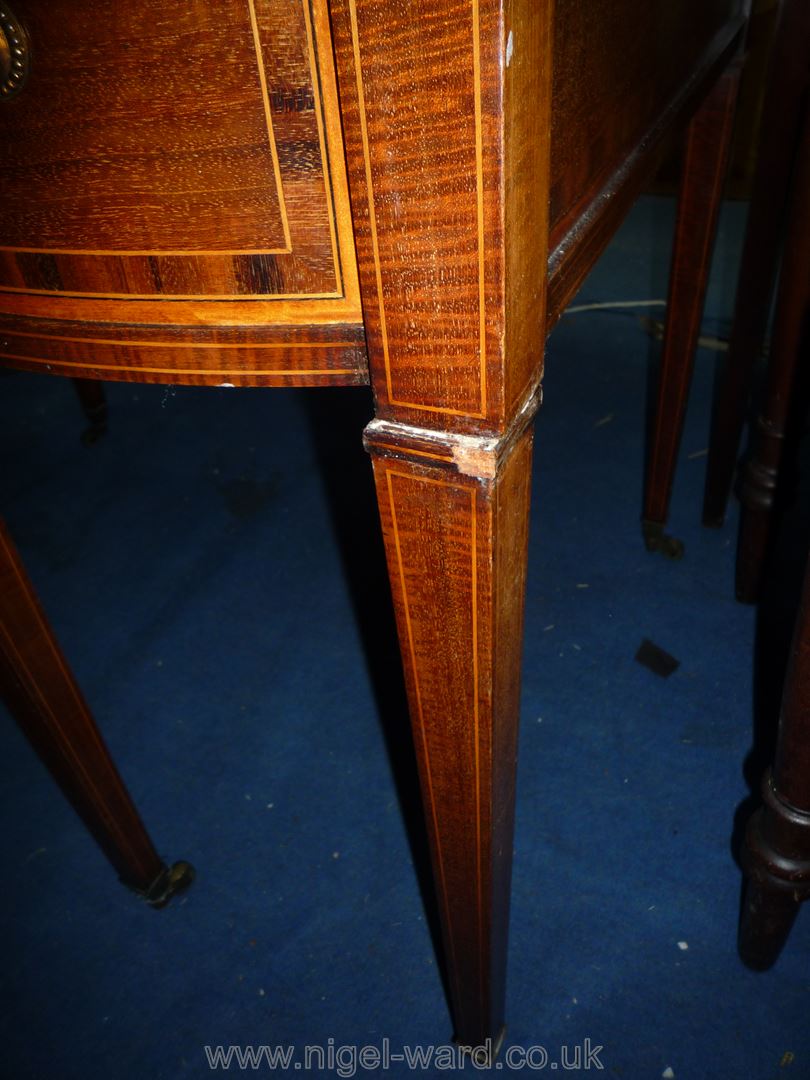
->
[0,0,366,387]
[0,0,355,302]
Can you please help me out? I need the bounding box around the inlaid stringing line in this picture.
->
[302,0,344,295]
[0,354,359,378]
[0,1,294,259]
[0,531,153,875]
[385,466,483,1034]
[1,330,356,349]
[247,0,293,252]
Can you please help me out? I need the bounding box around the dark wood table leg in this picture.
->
[0,520,193,907]
[735,103,810,604]
[740,549,810,969]
[365,421,533,1052]
[642,64,741,558]
[72,379,108,445]
[703,0,810,528]
[330,0,551,1052]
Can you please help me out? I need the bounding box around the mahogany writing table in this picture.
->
[0,0,749,1051]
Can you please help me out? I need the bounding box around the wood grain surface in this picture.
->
[546,1,746,327]
[366,421,533,1048]
[549,0,746,240]
[331,0,552,434]
[0,0,365,385]
[0,0,353,299]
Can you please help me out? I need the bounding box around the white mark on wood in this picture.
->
[218,382,235,388]
[505,29,514,68]
[367,417,499,478]
[365,384,541,480]
[451,439,500,479]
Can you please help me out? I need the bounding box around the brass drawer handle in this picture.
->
[0,4,29,99]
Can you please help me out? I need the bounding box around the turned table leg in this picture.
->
[0,520,193,906]
[703,0,810,528]
[740,549,810,969]
[735,103,810,604]
[642,64,741,558]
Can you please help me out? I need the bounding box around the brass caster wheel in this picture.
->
[642,520,685,560]
[138,860,195,909]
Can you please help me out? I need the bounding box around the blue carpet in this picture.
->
[2,198,808,1079]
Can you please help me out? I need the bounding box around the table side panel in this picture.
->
[549,0,747,242]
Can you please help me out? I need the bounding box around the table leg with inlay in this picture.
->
[330,0,551,1051]
[643,63,742,557]
[0,520,193,907]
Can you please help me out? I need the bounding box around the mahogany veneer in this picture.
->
[0,0,365,386]
[0,0,749,1052]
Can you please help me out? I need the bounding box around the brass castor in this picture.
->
[642,519,685,560]
[136,860,196,909]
